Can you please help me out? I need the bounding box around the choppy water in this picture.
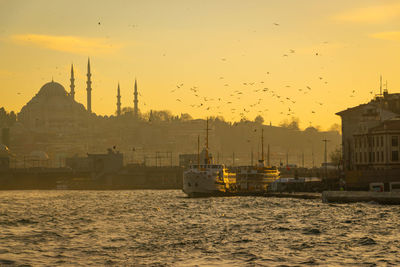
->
[0,190,399,266]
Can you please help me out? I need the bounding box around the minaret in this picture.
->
[70,64,75,100]
[86,58,92,113]
[134,78,138,117]
[117,83,121,116]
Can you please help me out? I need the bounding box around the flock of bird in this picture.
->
[165,24,335,125]
[16,20,371,125]
[170,74,328,125]
[92,19,371,124]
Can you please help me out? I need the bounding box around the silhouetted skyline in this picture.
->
[0,0,399,129]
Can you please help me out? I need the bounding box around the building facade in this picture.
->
[336,91,400,171]
[353,119,400,170]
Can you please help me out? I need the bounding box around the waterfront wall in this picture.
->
[322,191,400,204]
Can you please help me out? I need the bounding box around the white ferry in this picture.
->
[182,119,236,197]
[183,163,236,197]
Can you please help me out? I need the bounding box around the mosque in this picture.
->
[18,59,139,133]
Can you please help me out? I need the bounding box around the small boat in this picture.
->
[182,119,236,197]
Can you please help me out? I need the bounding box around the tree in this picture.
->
[121,107,134,116]
[304,126,319,133]
[279,117,300,130]
[330,146,342,165]
[0,107,16,127]
[180,113,192,121]
[254,115,264,124]
[329,123,341,134]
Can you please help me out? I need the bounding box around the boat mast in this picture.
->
[197,134,200,168]
[205,118,210,164]
[267,144,270,166]
[261,128,264,162]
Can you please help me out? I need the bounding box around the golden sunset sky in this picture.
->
[0,0,399,129]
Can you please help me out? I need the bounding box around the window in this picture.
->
[372,136,375,147]
[364,152,367,163]
[360,152,363,162]
[392,151,399,162]
[381,136,384,147]
[381,151,384,162]
[355,152,358,163]
[376,151,379,162]
[392,136,398,147]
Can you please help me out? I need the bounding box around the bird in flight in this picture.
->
[273,23,279,26]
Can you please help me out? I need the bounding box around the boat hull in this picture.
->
[182,170,226,196]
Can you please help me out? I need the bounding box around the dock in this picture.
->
[322,191,400,204]
[264,192,321,199]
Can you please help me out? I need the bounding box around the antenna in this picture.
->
[197,135,200,169]
[205,118,210,164]
[267,144,270,166]
[261,128,264,162]
[380,75,382,95]
[251,147,254,166]
[322,138,330,180]
[286,150,289,167]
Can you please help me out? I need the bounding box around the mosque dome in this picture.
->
[18,80,88,132]
[37,81,68,97]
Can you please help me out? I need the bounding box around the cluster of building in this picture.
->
[337,78,400,189]
[0,58,342,170]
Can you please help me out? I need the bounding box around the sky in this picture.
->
[0,0,399,130]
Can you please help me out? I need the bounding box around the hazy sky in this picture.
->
[0,0,399,129]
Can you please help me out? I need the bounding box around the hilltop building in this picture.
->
[18,80,88,133]
[18,59,140,132]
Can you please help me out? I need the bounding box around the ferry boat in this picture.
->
[236,129,280,192]
[182,119,236,197]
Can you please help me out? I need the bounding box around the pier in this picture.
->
[322,191,400,204]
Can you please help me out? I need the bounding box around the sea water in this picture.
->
[0,190,399,266]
